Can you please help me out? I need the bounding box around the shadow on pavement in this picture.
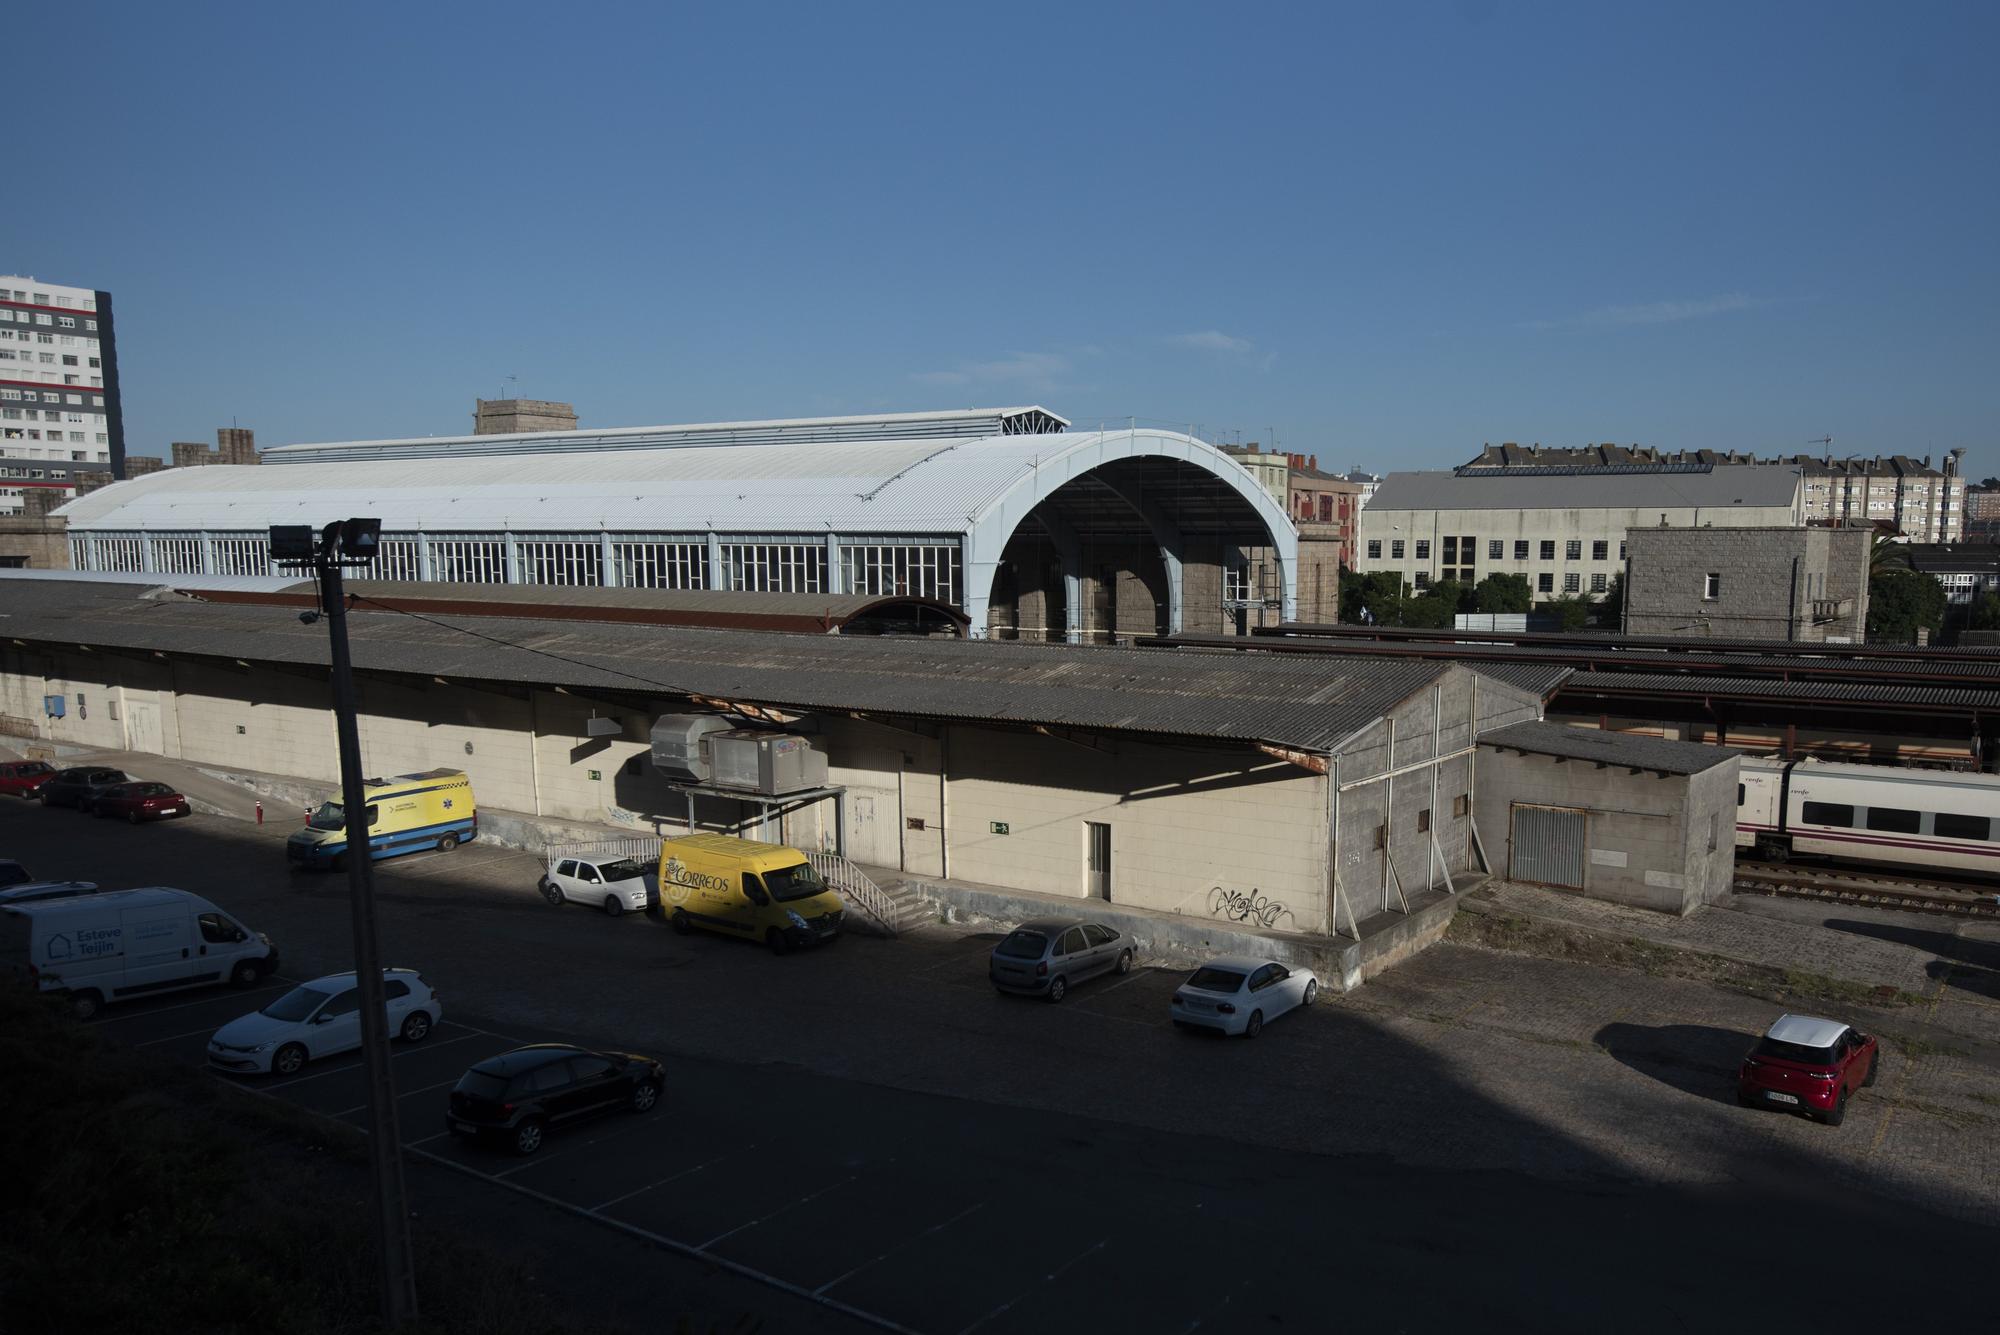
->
[1593,1021,1747,1104]
[1823,917,2000,972]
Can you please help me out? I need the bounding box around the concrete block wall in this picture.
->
[1625,526,1866,641]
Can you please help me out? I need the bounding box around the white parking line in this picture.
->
[957,1235,1111,1335]
[698,1171,861,1251]
[592,1144,755,1213]
[815,1199,986,1297]
[259,1031,488,1092]
[333,1075,466,1118]
[136,1023,235,1048]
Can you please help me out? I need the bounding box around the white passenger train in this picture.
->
[1737,756,2000,877]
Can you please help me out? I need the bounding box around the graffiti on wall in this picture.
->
[1209,885,1295,930]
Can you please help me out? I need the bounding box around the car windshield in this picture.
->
[995,930,1049,960]
[455,1070,510,1101]
[763,861,828,903]
[261,985,332,1022]
[1755,1036,1839,1066]
[599,858,651,883]
[307,802,346,832]
[1187,967,1247,993]
[0,864,28,886]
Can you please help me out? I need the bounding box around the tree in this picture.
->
[1596,572,1625,628]
[1969,591,2000,631]
[1340,569,1404,624]
[1473,572,1533,614]
[1866,568,1947,642]
[1546,593,1591,630]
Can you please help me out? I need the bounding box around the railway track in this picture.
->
[1732,864,2000,918]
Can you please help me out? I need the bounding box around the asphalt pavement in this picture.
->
[8,798,1997,1331]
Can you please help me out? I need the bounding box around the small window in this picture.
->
[1591,573,1607,593]
[1082,924,1115,947]
[1618,541,1627,560]
[1058,927,1087,955]
[556,860,578,877]
[1565,540,1582,560]
[1591,540,1608,560]
[1563,573,1580,593]
[1442,537,1457,562]
[1414,540,1429,559]
[1513,540,1529,559]
[1801,801,1854,828]
[1414,571,1430,588]
[1366,539,1381,559]
[1864,807,1921,834]
[1373,824,1387,849]
[1537,573,1554,593]
[1453,793,1469,818]
[1488,539,1503,559]
[1416,809,1431,833]
[1391,540,1405,559]
[322,989,361,1019]
[566,1055,615,1082]
[1703,573,1721,600]
[1935,813,1992,841]
[1539,541,1556,560]
[579,865,601,883]
[743,873,769,904]
[525,1062,571,1092]
[197,912,243,944]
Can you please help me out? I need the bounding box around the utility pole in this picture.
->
[271,518,418,1329]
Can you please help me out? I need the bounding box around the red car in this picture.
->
[1738,1013,1879,1125]
[0,760,55,797]
[92,780,193,824]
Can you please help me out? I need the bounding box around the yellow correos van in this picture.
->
[658,834,844,952]
[287,769,477,870]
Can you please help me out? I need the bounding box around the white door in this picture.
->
[124,699,163,756]
[310,987,364,1058]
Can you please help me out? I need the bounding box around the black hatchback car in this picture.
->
[40,766,132,811]
[446,1044,664,1155]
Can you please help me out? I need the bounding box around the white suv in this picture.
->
[207,968,441,1076]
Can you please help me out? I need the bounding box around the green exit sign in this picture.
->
[990,821,1010,835]
[588,769,602,781]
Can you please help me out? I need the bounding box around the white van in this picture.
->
[0,887,279,1019]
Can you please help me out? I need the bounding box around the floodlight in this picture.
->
[338,517,382,563]
[269,525,317,563]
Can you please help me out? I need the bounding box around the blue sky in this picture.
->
[13,2,1997,474]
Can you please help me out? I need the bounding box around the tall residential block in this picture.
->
[0,276,124,513]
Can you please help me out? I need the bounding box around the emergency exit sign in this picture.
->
[587,769,602,781]
[990,821,1010,835]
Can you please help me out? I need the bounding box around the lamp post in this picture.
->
[271,519,418,1328]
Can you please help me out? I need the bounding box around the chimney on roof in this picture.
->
[1309,454,1317,471]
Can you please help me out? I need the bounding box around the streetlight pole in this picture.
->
[274,519,418,1328]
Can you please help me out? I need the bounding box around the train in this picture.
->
[1736,756,2000,878]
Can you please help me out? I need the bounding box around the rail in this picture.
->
[544,835,663,872]
[807,851,899,935]
[1733,864,2000,918]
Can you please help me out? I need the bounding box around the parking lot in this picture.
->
[11,798,2000,1330]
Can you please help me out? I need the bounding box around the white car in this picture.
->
[1170,956,1318,1037]
[540,854,653,916]
[207,968,441,1076]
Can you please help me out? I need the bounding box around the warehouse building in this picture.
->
[55,408,1299,641]
[0,573,1563,986]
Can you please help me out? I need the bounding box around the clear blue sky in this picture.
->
[12,2,1997,475]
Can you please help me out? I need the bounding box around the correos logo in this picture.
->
[660,856,729,906]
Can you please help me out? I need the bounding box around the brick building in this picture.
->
[170,427,258,468]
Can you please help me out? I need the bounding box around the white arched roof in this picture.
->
[61,430,1295,545]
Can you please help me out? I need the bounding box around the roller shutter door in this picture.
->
[1509,803,1587,890]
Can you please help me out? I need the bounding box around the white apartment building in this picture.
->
[0,276,123,513]
[1356,465,1806,600]
[1797,450,1966,543]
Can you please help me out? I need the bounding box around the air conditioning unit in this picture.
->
[649,714,731,784]
[709,731,828,796]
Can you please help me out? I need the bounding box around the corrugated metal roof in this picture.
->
[1366,464,1802,513]
[0,578,1537,753]
[1559,670,2000,709]
[260,406,1072,465]
[0,568,300,594]
[58,429,1195,537]
[1480,720,1738,774]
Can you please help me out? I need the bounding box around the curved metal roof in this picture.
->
[56,428,1279,540]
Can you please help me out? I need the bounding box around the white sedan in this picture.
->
[207,969,441,1076]
[1170,956,1318,1037]
[540,855,653,916]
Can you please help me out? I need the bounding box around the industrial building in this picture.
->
[0,571,1578,986]
[1623,525,1871,641]
[55,409,1299,641]
[1356,465,1805,599]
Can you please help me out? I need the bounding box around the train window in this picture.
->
[1800,801,1853,828]
[1934,813,1992,842]
[1863,807,1921,834]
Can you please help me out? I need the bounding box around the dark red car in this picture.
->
[1738,1013,1878,1125]
[92,781,192,824]
[0,760,55,798]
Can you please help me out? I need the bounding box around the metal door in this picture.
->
[1508,803,1587,890]
[1084,822,1111,899]
[124,699,162,755]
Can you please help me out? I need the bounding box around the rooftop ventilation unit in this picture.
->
[649,714,732,784]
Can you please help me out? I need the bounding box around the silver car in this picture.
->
[989,916,1134,1002]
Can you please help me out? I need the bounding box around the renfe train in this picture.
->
[1737,756,2000,877]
